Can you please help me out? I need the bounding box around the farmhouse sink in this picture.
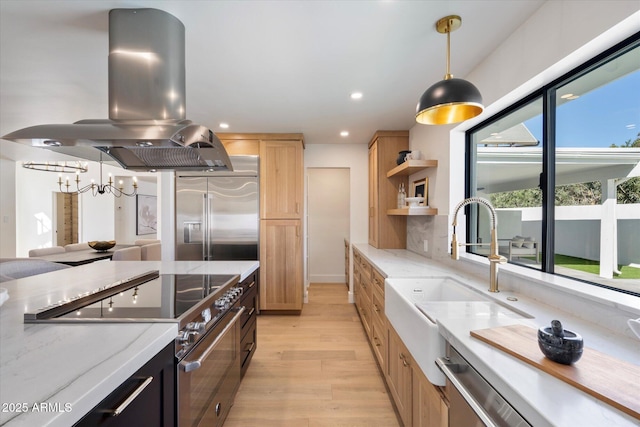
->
[385,276,529,386]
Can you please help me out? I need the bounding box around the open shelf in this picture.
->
[386,159,438,178]
[387,207,438,216]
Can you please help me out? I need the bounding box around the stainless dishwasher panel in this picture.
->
[436,345,532,427]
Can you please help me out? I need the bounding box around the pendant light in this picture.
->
[416,15,483,125]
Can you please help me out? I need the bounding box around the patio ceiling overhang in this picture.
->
[476,147,640,194]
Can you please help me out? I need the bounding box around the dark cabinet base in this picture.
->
[74,343,175,427]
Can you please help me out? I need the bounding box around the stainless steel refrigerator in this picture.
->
[175,156,259,261]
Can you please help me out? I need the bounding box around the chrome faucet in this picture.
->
[451,197,507,293]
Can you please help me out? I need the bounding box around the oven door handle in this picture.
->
[179,307,245,373]
[436,357,499,427]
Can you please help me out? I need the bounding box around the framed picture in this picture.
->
[136,194,157,235]
[411,178,428,206]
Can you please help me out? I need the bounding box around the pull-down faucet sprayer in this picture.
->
[451,197,507,293]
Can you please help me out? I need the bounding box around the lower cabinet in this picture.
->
[238,268,259,377]
[387,324,413,426]
[352,246,449,427]
[74,343,175,427]
[412,366,449,427]
[259,219,303,311]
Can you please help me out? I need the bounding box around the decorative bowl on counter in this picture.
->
[538,320,583,365]
[88,240,116,252]
[405,197,424,207]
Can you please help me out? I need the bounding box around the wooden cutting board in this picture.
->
[470,324,640,420]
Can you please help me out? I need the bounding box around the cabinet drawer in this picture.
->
[371,286,385,324]
[371,315,387,370]
[356,293,371,338]
[239,284,258,334]
[240,317,257,378]
[74,343,174,427]
[372,268,385,295]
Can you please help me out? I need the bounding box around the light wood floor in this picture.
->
[225,283,400,427]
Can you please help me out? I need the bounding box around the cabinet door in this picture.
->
[259,219,303,310]
[412,365,449,427]
[260,140,303,219]
[368,141,379,247]
[387,324,413,426]
[74,343,175,427]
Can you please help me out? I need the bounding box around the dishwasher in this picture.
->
[436,344,532,427]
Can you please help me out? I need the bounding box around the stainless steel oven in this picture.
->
[436,344,532,427]
[178,305,244,427]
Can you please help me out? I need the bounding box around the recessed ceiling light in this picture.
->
[350,92,363,100]
[567,95,579,100]
[340,131,349,137]
[219,123,229,129]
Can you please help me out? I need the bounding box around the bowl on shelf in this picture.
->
[538,320,583,365]
[405,197,424,207]
[88,240,116,252]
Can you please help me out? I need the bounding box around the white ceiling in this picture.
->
[0,0,545,163]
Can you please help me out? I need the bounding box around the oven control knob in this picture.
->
[177,330,198,345]
[187,321,206,333]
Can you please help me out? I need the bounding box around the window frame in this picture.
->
[464,31,640,296]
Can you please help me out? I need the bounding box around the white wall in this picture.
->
[307,168,350,283]
[114,177,158,244]
[407,2,640,260]
[0,158,16,257]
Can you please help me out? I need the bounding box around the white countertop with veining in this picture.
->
[352,243,640,427]
[0,260,258,427]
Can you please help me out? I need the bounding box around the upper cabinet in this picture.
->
[368,131,409,249]
[260,139,304,220]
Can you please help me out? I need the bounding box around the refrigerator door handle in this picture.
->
[203,193,208,260]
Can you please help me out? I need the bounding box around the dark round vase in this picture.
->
[396,150,411,165]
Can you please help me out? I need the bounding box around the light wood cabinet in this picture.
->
[387,323,413,426]
[259,219,303,311]
[412,366,449,427]
[368,131,409,249]
[260,140,303,220]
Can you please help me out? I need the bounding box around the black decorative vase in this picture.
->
[396,150,411,165]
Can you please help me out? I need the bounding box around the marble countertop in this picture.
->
[0,260,258,427]
[352,243,640,427]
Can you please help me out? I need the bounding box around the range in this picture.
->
[25,270,247,426]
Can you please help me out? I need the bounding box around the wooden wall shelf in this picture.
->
[386,160,438,178]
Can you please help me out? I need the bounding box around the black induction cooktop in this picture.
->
[24,271,238,323]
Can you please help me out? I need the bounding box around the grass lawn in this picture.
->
[554,254,640,279]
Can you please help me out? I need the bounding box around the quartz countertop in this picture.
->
[352,243,640,427]
[0,260,258,427]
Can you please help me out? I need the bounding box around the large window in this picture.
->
[467,33,640,296]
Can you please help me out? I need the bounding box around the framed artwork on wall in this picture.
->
[411,178,428,206]
[136,194,157,235]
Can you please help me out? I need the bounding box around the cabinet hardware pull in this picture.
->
[246,342,255,353]
[105,376,153,416]
[248,281,256,288]
[248,307,255,316]
[373,304,380,312]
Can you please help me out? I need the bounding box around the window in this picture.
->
[467,33,640,296]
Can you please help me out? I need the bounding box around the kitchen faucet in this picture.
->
[451,197,507,292]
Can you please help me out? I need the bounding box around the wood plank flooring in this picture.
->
[225,283,400,427]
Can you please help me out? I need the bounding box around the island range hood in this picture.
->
[2,8,232,172]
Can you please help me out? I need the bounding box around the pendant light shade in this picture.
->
[416,15,484,125]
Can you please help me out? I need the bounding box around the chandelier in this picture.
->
[23,160,88,174]
[58,153,137,197]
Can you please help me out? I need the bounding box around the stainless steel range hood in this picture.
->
[2,8,232,172]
